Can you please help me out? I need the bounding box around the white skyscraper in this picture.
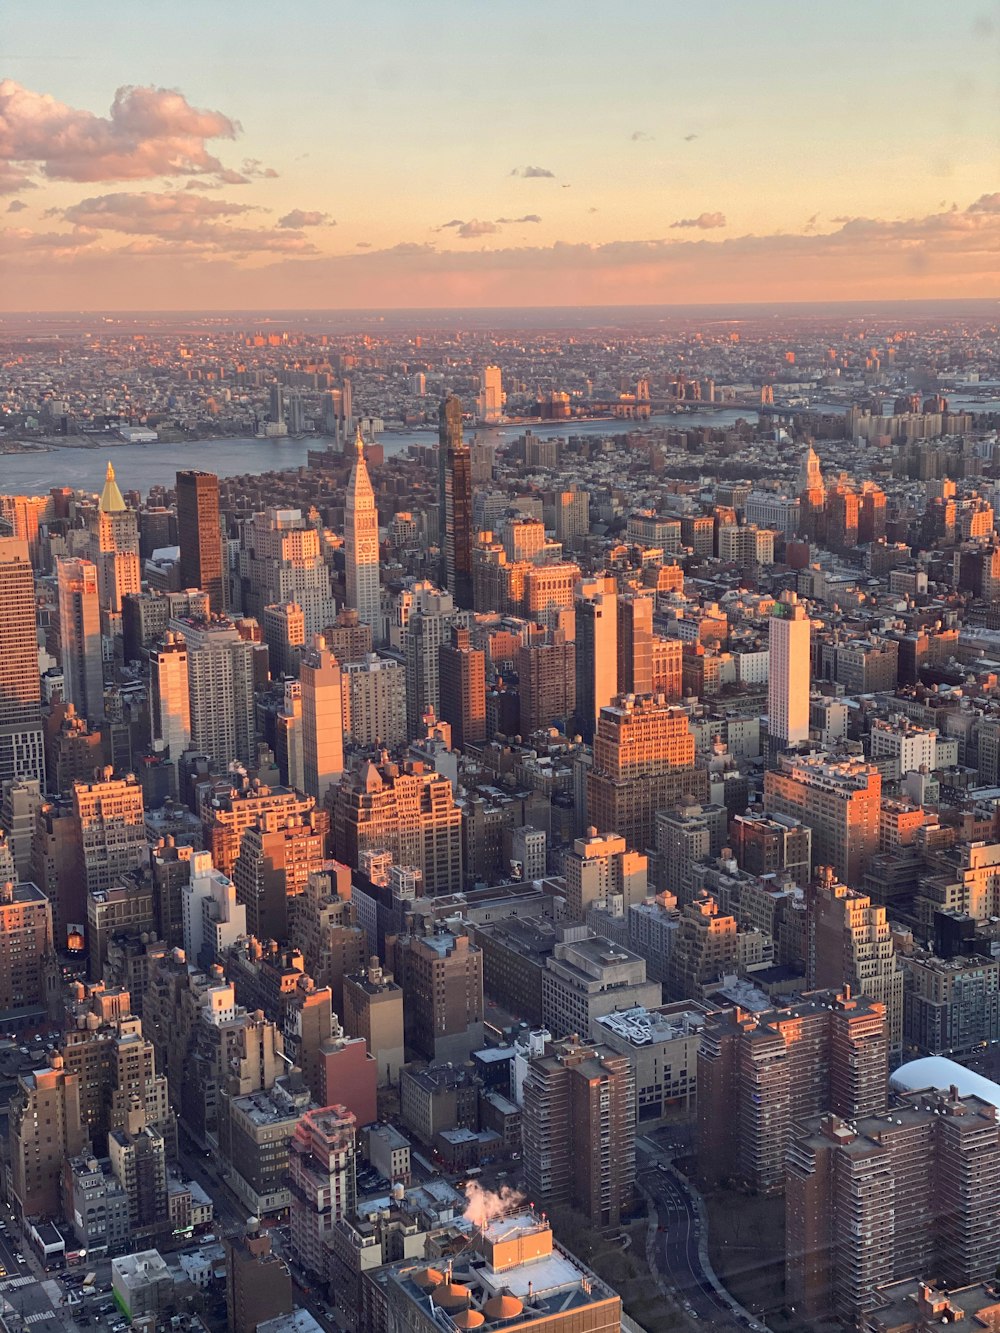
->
[768,589,811,757]
[300,633,345,807]
[345,425,381,633]
[149,630,192,765]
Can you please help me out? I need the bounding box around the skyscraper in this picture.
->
[238,508,335,638]
[89,462,141,615]
[299,633,345,808]
[476,365,503,423]
[345,425,381,633]
[439,396,473,609]
[617,593,654,696]
[437,626,486,752]
[768,589,811,758]
[576,578,618,740]
[176,470,226,613]
[0,539,44,786]
[57,556,104,724]
[288,1105,357,1282]
[149,630,191,774]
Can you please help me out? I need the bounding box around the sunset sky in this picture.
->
[3,0,999,310]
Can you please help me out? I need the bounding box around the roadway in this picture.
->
[644,1167,744,1329]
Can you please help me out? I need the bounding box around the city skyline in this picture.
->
[3,0,999,310]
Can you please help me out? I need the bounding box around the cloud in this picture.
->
[631,130,653,142]
[240,157,278,179]
[670,211,726,229]
[683,133,699,142]
[457,219,498,238]
[494,214,541,224]
[510,165,554,178]
[58,189,318,254]
[0,80,240,185]
[7,199,27,212]
[967,192,1000,214]
[277,209,333,228]
[355,240,372,248]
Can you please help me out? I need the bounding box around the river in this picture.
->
[0,409,758,497]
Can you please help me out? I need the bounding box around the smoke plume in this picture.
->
[462,1180,525,1229]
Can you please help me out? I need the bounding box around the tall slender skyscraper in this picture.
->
[0,540,44,786]
[149,630,192,770]
[344,425,380,633]
[439,396,473,609]
[576,578,618,741]
[89,462,140,615]
[768,589,811,758]
[176,471,226,613]
[57,557,104,724]
[300,634,345,808]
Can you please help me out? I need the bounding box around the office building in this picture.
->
[594,1002,709,1125]
[43,702,102,796]
[587,695,706,855]
[0,879,54,1014]
[764,752,881,888]
[149,629,191,776]
[439,396,473,609]
[89,462,141,615]
[698,986,888,1194]
[0,539,44,785]
[575,578,618,740]
[262,602,305,678]
[541,927,661,1039]
[288,1105,357,1282]
[767,590,811,758]
[516,627,576,735]
[476,365,503,423]
[233,809,326,942]
[239,508,336,640]
[201,777,316,877]
[345,426,381,632]
[57,556,104,723]
[299,633,345,807]
[392,924,484,1062]
[808,866,905,1053]
[342,958,405,1087]
[332,758,463,894]
[171,615,257,767]
[74,768,147,895]
[564,828,648,920]
[438,626,486,752]
[176,470,226,613]
[522,1034,635,1226]
[343,654,407,749]
[8,1055,87,1221]
[220,1077,315,1220]
[182,850,247,967]
[729,810,812,884]
[617,593,654,696]
[403,583,455,738]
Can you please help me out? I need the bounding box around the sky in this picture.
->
[2,0,999,310]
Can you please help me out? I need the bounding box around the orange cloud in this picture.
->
[670,211,727,229]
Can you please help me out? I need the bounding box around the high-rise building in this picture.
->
[200,777,315,878]
[342,654,407,749]
[182,849,248,966]
[439,396,473,609]
[403,584,455,738]
[575,579,618,740]
[57,556,104,723]
[587,695,707,855]
[564,828,648,920]
[233,810,326,942]
[438,626,486,752]
[262,602,305,678]
[170,615,256,768]
[767,589,811,758]
[176,470,226,613]
[300,633,345,808]
[808,865,905,1053]
[238,508,335,639]
[0,879,54,1013]
[522,1033,635,1226]
[74,768,147,895]
[392,924,484,1063]
[476,365,503,423]
[786,1090,1000,1324]
[89,462,141,615]
[764,752,882,888]
[149,630,191,775]
[345,425,381,633]
[698,986,888,1194]
[617,594,654,696]
[516,627,576,735]
[288,1105,357,1282]
[342,958,405,1087]
[0,538,44,786]
[8,1055,86,1221]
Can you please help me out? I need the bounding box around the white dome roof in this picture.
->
[890,1056,1000,1108]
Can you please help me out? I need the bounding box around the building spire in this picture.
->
[99,460,126,513]
[355,423,365,458]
